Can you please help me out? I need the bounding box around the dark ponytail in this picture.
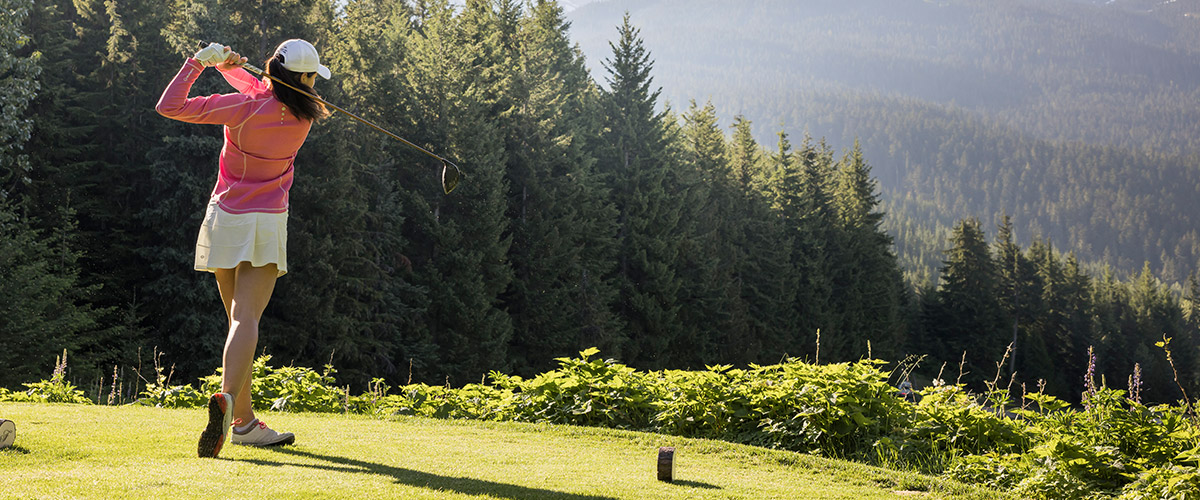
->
[266,55,329,122]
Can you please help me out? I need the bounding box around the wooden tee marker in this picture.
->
[0,419,15,449]
[657,446,675,482]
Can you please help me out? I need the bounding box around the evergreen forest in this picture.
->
[3,0,1199,412]
[567,0,1200,286]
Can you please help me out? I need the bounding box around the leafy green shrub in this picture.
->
[734,359,909,456]
[135,382,206,409]
[13,375,91,404]
[131,355,351,412]
[650,365,752,439]
[1035,392,1198,490]
[345,378,394,415]
[374,383,518,420]
[942,385,1200,498]
[490,348,658,428]
[1011,456,1097,500]
[11,347,1200,500]
[199,355,345,413]
[945,452,1029,490]
[353,349,922,462]
[893,382,1030,462]
[2,352,91,404]
[135,358,205,409]
[0,387,38,403]
[1119,464,1200,500]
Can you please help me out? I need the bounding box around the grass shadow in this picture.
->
[239,447,618,500]
[667,479,721,489]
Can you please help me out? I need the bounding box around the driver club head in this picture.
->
[441,159,462,194]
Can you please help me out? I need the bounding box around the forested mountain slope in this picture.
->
[567,0,1200,283]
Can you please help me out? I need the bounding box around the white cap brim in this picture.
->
[317,65,331,79]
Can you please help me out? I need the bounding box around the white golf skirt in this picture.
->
[194,199,288,277]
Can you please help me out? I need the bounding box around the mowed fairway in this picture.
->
[0,403,999,499]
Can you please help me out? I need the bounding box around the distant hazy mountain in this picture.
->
[566,0,1200,282]
[557,0,604,11]
[1068,0,1188,12]
[568,0,1200,148]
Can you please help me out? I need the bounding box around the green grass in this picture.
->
[0,403,1001,499]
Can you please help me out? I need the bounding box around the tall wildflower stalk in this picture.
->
[1157,335,1194,416]
[52,349,68,382]
[1083,346,1098,411]
[1128,363,1142,405]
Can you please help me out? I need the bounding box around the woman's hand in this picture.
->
[194,43,228,67]
[215,50,248,72]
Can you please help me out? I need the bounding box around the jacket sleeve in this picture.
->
[220,66,267,95]
[155,59,253,125]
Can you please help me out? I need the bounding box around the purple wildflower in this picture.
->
[1083,346,1097,410]
[1129,363,1142,404]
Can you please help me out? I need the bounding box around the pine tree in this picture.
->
[42,0,197,378]
[1184,271,1200,390]
[992,216,1051,389]
[724,116,797,364]
[1092,265,1136,393]
[766,132,823,358]
[1129,262,1188,402]
[728,116,759,191]
[1186,272,1200,335]
[764,130,795,213]
[788,136,839,359]
[673,100,736,364]
[500,0,622,375]
[1060,253,1095,393]
[595,13,688,368]
[389,0,513,384]
[926,217,1006,386]
[0,0,101,388]
[830,141,905,360]
[0,204,105,388]
[1026,239,1075,394]
[762,129,803,352]
[20,0,105,225]
[1,0,40,201]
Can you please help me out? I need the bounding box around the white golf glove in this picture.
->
[193,43,228,67]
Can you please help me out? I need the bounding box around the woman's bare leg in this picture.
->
[215,262,277,424]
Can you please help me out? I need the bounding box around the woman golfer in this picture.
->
[156,39,331,458]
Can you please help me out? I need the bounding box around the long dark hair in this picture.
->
[266,54,329,122]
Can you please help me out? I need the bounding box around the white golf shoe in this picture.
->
[230,419,295,447]
[197,392,234,458]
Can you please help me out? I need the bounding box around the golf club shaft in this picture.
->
[197,42,462,194]
[237,62,447,164]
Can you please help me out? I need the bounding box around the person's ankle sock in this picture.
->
[234,418,258,433]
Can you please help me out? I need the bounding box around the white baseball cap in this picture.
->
[275,39,331,79]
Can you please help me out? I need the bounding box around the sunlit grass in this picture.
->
[0,403,1002,499]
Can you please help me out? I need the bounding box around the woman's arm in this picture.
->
[215,50,262,95]
[220,66,266,95]
[155,59,253,125]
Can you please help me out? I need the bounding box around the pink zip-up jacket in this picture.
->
[156,58,313,214]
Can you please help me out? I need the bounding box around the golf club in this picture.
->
[198,42,463,194]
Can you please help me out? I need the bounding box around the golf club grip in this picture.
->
[195,41,446,162]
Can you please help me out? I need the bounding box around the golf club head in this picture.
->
[441,159,462,194]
